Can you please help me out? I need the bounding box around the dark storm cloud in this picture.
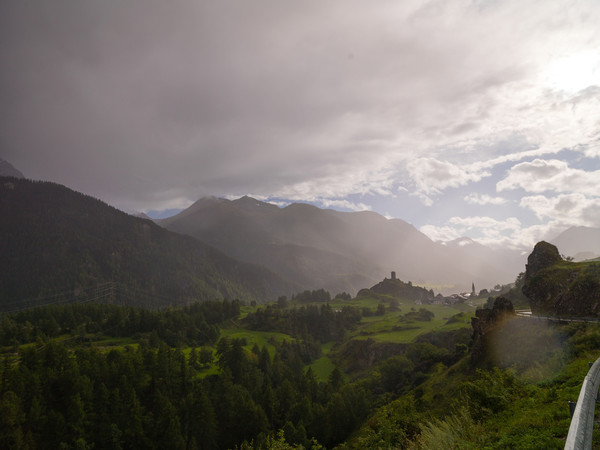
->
[2,0,398,209]
[1,0,599,239]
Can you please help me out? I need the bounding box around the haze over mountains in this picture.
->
[550,226,600,261]
[158,196,523,295]
[2,153,598,305]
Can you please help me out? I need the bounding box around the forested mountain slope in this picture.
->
[159,196,518,294]
[0,178,295,310]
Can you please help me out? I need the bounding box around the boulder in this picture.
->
[525,241,562,279]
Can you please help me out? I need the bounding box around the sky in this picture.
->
[1,0,599,251]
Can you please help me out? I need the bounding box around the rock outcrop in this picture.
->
[523,241,600,316]
[524,241,562,279]
[471,297,515,365]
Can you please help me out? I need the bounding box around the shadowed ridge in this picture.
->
[0,178,296,310]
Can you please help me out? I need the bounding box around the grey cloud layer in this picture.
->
[1,0,599,216]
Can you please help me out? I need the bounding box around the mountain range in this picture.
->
[158,196,523,295]
[0,177,295,311]
[550,226,600,261]
[2,153,597,308]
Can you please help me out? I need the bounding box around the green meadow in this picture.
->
[343,297,473,344]
[309,341,336,381]
[220,327,295,356]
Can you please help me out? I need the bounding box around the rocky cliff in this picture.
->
[522,241,600,316]
[471,297,515,365]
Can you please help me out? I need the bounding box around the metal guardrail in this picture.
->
[565,357,600,449]
[514,311,600,324]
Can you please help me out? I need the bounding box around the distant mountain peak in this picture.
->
[551,225,600,261]
[187,196,227,210]
[231,195,279,212]
[0,158,24,179]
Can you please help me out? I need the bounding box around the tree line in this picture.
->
[0,300,240,348]
[243,303,362,343]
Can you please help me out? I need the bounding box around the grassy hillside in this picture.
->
[347,320,597,449]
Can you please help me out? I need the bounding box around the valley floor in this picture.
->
[0,293,597,449]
